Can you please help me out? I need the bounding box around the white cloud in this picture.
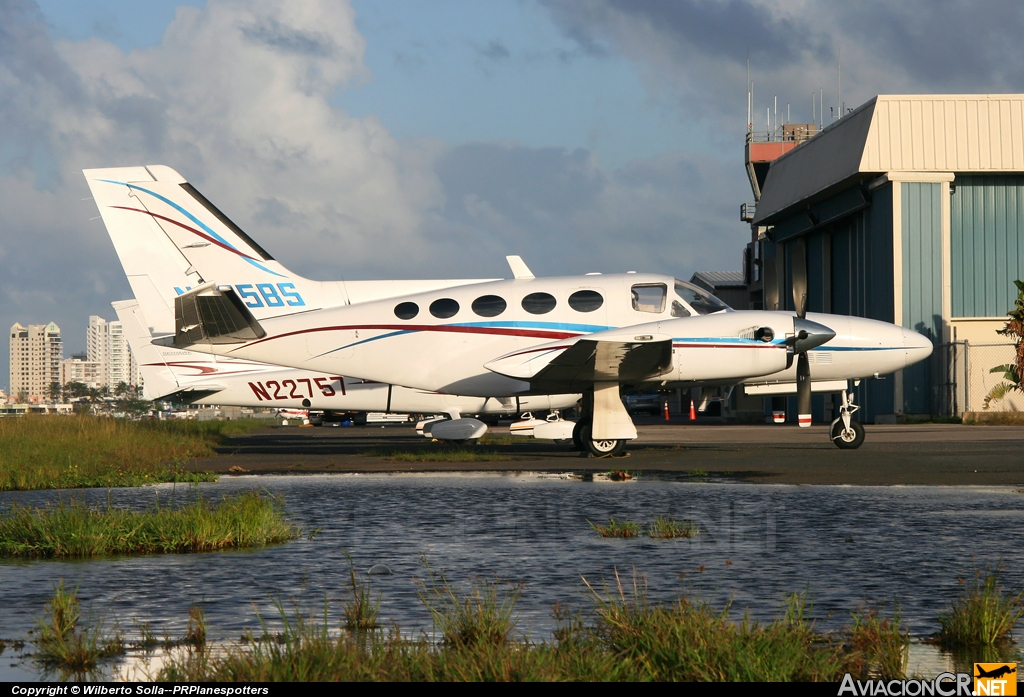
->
[0,0,752,363]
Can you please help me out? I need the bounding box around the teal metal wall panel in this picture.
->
[951,176,1024,317]
[900,182,942,414]
[901,182,942,338]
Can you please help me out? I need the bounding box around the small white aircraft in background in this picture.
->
[113,297,577,437]
[86,165,933,454]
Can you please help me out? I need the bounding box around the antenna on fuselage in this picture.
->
[506,255,535,279]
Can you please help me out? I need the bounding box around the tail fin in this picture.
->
[114,298,269,403]
[85,166,339,325]
[112,299,187,401]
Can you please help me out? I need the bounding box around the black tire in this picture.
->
[572,420,586,451]
[830,418,865,449]
[580,422,627,457]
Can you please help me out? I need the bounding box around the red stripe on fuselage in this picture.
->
[237,324,580,351]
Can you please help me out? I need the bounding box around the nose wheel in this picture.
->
[830,388,864,449]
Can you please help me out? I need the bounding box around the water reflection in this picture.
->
[1,474,1022,681]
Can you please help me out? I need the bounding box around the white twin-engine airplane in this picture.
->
[85,165,933,454]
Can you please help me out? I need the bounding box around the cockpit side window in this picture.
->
[670,300,690,317]
[631,284,667,313]
[674,281,730,315]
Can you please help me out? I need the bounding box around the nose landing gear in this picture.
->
[830,388,864,449]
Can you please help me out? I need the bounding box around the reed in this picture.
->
[0,490,299,558]
[588,517,642,538]
[0,415,260,490]
[938,567,1024,646]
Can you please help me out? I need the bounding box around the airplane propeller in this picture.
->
[788,239,833,427]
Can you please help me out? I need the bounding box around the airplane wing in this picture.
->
[484,331,674,393]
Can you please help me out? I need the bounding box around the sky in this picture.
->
[3,0,1024,375]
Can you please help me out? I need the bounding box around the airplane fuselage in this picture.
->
[203,273,932,397]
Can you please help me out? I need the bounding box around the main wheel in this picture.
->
[572,420,586,451]
[830,418,865,449]
[580,422,627,457]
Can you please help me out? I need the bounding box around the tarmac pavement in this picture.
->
[187,420,1024,486]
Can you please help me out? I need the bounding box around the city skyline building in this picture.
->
[8,322,63,403]
[86,315,142,391]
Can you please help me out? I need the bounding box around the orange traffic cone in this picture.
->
[689,399,696,421]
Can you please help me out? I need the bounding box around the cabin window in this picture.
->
[429,298,460,319]
[472,295,507,317]
[522,292,557,314]
[568,290,604,312]
[631,284,666,313]
[394,302,419,320]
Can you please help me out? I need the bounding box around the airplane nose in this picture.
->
[902,328,933,368]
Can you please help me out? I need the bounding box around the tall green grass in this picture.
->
[0,490,299,557]
[0,415,260,490]
[32,580,124,677]
[939,567,1024,646]
[154,570,863,682]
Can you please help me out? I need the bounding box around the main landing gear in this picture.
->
[572,390,632,458]
[572,419,627,457]
[830,389,864,449]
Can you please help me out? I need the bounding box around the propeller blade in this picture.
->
[796,351,812,427]
[791,239,807,319]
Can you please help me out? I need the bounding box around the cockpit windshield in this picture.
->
[673,280,731,315]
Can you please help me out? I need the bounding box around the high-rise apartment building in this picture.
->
[60,352,102,389]
[9,322,63,403]
[87,316,142,390]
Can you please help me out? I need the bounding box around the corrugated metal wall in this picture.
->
[951,176,1024,317]
[900,182,942,413]
[862,97,1024,172]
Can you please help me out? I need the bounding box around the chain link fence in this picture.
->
[933,340,1023,415]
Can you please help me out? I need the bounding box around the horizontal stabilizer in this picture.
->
[174,282,266,347]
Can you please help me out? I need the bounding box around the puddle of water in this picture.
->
[1,475,1022,680]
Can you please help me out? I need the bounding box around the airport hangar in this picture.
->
[739,94,1024,423]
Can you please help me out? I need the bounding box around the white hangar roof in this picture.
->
[754,94,1024,225]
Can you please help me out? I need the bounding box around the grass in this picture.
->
[418,570,521,648]
[589,516,699,539]
[153,570,861,682]
[648,516,700,539]
[846,605,909,678]
[0,415,262,491]
[588,517,642,538]
[343,552,381,631]
[32,580,124,676]
[0,490,299,558]
[938,567,1024,646]
[364,447,509,462]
